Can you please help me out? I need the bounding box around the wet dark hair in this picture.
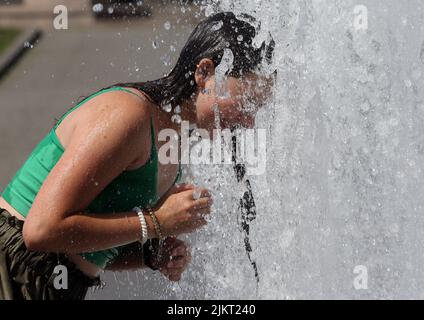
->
[112,11,275,108]
[54,11,275,128]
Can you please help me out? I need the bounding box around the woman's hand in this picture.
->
[153,237,192,282]
[154,184,213,237]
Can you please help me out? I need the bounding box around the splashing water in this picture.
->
[169,0,424,299]
[214,48,234,99]
[213,103,221,129]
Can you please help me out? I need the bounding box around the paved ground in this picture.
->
[0,1,202,299]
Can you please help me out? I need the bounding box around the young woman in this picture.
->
[0,11,275,300]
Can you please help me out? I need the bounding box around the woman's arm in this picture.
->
[23,91,156,253]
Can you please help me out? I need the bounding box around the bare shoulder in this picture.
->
[57,88,154,167]
[85,88,152,123]
[56,86,151,148]
[80,88,153,153]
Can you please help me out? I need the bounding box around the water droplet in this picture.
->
[164,21,171,30]
[204,6,214,17]
[237,35,244,42]
[202,88,211,95]
[211,20,223,31]
[174,105,181,114]
[92,3,104,13]
[171,114,182,124]
[162,104,172,113]
[360,101,370,112]
[192,188,201,200]
[161,54,172,66]
[107,7,114,14]
[401,17,408,26]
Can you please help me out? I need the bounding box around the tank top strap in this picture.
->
[53,86,148,130]
[120,87,158,156]
[117,87,149,102]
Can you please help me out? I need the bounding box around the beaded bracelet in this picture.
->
[147,208,164,257]
[147,209,163,242]
[132,207,148,245]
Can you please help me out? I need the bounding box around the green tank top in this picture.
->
[1,86,182,269]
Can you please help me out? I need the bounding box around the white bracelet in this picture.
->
[133,206,148,245]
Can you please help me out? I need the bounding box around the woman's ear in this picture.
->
[194,58,215,88]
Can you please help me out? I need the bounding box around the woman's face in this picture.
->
[194,69,275,131]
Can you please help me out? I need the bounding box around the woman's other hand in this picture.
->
[155,237,192,282]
